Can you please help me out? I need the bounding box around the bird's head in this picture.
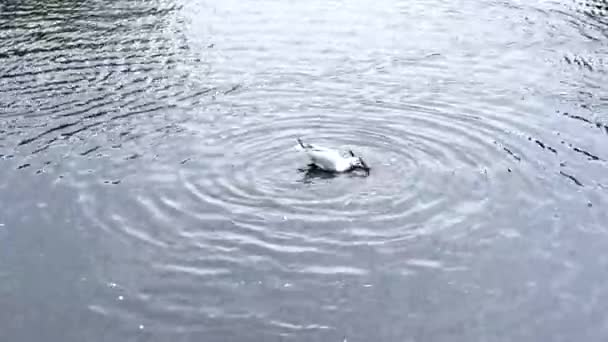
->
[348,150,370,173]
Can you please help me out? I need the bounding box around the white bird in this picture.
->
[297,138,370,173]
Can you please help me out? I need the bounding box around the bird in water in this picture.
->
[296,138,370,174]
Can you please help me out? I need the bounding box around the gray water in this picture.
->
[1,0,608,341]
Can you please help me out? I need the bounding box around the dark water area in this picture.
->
[1,0,608,340]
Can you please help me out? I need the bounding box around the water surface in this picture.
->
[1,0,608,341]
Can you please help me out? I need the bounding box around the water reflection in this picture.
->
[297,163,370,184]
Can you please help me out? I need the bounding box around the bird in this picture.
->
[296,138,370,173]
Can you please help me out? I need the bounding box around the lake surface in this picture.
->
[1,0,608,340]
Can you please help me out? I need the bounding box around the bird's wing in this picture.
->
[307,149,343,170]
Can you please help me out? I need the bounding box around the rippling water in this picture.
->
[1,0,608,340]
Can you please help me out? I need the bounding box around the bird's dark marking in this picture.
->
[297,138,312,149]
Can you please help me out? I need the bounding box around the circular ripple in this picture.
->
[179,106,514,239]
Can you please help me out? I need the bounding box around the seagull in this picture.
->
[296,138,370,173]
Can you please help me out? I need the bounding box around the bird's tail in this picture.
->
[296,138,308,149]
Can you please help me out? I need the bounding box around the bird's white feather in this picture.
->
[297,140,359,172]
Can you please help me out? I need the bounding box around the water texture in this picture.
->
[1,0,607,341]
